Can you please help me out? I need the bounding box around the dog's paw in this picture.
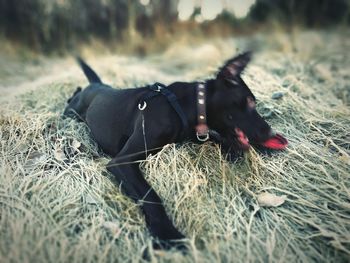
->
[152,238,187,251]
[142,239,187,261]
[148,219,185,240]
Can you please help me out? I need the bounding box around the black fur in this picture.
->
[64,52,272,250]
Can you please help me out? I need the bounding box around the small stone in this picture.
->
[282,79,291,88]
[257,192,287,207]
[72,139,81,151]
[260,104,275,118]
[24,151,47,170]
[271,92,284,100]
[102,221,121,236]
[85,193,98,205]
[54,147,66,161]
[261,110,273,118]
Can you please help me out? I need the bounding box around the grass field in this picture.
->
[0,30,349,263]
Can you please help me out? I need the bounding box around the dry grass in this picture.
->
[0,30,349,263]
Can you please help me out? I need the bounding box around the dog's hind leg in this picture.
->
[67,87,82,103]
[64,88,87,121]
[106,130,186,250]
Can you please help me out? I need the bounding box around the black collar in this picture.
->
[195,83,209,142]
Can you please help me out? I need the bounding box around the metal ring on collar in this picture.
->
[138,101,147,111]
[196,132,209,142]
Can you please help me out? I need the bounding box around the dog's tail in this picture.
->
[76,57,102,84]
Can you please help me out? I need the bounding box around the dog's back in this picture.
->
[64,59,159,155]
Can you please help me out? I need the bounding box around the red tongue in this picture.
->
[261,133,288,150]
[235,128,250,149]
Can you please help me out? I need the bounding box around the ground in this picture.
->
[0,30,349,263]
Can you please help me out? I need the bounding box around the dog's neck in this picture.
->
[179,80,217,140]
[167,79,218,141]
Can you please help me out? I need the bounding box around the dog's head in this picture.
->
[207,52,272,150]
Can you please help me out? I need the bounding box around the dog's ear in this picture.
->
[217,51,252,79]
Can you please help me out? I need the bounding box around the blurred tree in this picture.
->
[249,0,349,27]
[0,0,348,53]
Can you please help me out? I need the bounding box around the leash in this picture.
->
[138,82,210,148]
[139,83,189,138]
[141,111,148,156]
[138,82,188,159]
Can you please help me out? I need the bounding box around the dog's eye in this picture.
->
[247,97,255,109]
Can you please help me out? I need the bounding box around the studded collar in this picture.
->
[195,83,209,142]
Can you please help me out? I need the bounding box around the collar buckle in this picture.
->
[196,131,209,142]
[196,123,209,142]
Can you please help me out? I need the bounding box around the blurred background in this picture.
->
[0,0,349,100]
[0,0,349,55]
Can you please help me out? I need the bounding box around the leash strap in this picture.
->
[139,82,210,142]
[140,83,189,138]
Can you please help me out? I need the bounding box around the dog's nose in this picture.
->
[255,126,273,142]
[260,125,271,135]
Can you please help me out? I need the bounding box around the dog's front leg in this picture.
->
[106,132,185,249]
[209,131,240,162]
[220,141,241,162]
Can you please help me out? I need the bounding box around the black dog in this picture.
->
[64,52,274,249]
